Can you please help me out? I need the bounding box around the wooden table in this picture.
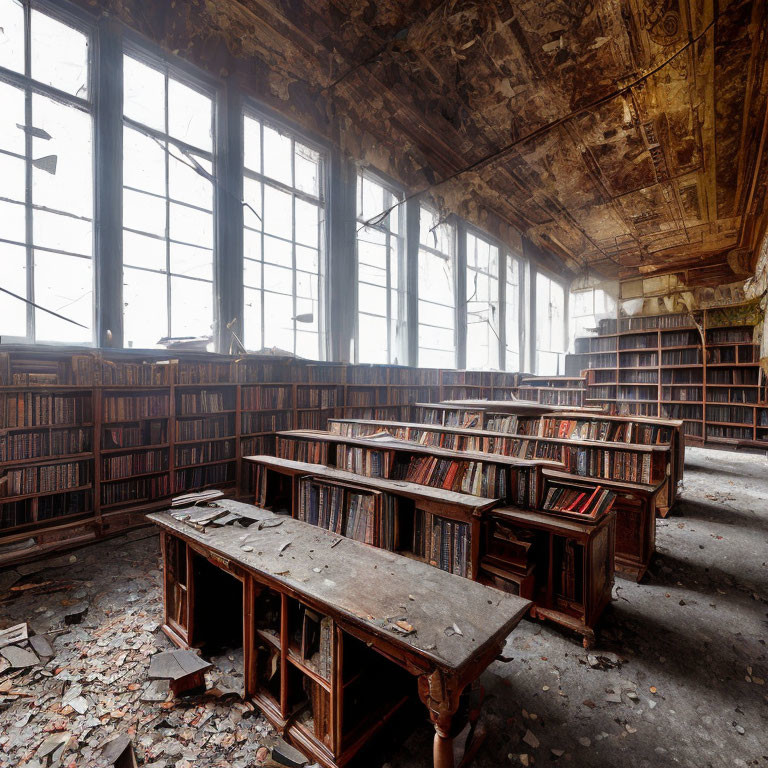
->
[150,501,530,768]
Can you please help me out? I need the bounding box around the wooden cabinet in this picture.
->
[480,506,615,647]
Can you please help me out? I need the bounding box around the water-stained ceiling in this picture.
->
[84,0,768,285]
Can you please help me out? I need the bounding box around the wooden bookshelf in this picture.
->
[246,454,498,581]
[517,375,587,407]
[566,309,766,447]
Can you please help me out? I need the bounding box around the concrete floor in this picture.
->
[0,446,766,767]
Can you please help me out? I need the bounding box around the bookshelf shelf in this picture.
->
[0,484,93,504]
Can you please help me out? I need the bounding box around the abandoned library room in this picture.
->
[1,1,767,767]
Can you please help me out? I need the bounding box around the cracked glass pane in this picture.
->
[33,251,91,342]
[0,0,24,74]
[31,10,88,97]
[0,241,27,336]
[263,125,291,187]
[124,266,167,348]
[31,93,92,218]
[124,55,165,133]
[168,77,212,152]
[123,125,165,196]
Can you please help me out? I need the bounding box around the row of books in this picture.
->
[276,438,327,464]
[336,445,392,478]
[618,313,691,331]
[661,387,702,402]
[242,411,292,434]
[103,395,169,422]
[542,483,616,519]
[537,417,671,445]
[176,414,233,441]
[5,460,90,496]
[706,425,752,440]
[705,405,754,425]
[659,404,702,420]
[707,328,753,344]
[485,414,519,433]
[397,455,507,498]
[413,509,469,577]
[619,352,658,367]
[103,421,167,449]
[101,474,171,506]
[706,348,736,364]
[176,440,236,466]
[661,331,700,347]
[177,391,231,415]
[345,390,383,407]
[296,389,339,408]
[618,385,657,400]
[297,411,334,429]
[347,367,387,385]
[1,490,91,529]
[617,402,658,416]
[562,446,653,484]
[662,369,702,384]
[538,390,583,406]
[588,386,615,399]
[619,333,657,350]
[176,361,233,385]
[707,369,759,385]
[706,388,758,404]
[103,449,168,480]
[620,370,657,384]
[590,370,617,383]
[1,393,92,428]
[390,368,440,385]
[241,385,292,410]
[0,428,91,463]
[175,463,234,492]
[101,360,169,385]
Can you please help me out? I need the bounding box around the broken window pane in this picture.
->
[0,80,25,155]
[123,266,167,348]
[263,185,292,240]
[31,93,92,218]
[263,291,294,351]
[170,276,212,338]
[169,202,212,248]
[168,77,212,151]
[123,126,166,196]
[466,230,499,370]
[30,10,88,97]
[243,287,262,347]
[244,257,262,290]
[0,0,24,74]
[505,253,520,371]
[294,198,318,248]
[263,125,292,187]
[123,55,165,133]
[122,52,215,345]
[170,242,212,282]
[0,151,24,203]
[123,188,166,238]
[33,251,92,343]
[0,198,25,243]
[33,209,91,256]
[169,150,212,211]
[264,263,293,295]
[243,115,324,356]
[294,143,319,196]
[123,230,166,272]
[243,116,261,173]
[262,235,292,268]
[0,241,28,337]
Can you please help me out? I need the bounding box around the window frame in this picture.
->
[241,101,330,359]
[503,249,524,372]
[354,168,406,365]
[534,266,568,375]
[464,223,504,371]
[120,36,219,349]
[417,204,457,368]
[0,0,96,345]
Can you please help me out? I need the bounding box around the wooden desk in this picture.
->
[150,501,530,768]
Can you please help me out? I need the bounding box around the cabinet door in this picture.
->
[164,534,189,639]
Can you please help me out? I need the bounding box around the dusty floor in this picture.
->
[0,446,766,767]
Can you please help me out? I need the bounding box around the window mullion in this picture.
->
[23,2,33,342]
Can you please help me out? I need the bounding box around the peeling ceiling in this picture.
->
[82,0,768,286]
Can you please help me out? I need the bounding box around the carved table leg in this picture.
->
[418,671,464,768]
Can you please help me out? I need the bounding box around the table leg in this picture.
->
[418,671,463,768]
